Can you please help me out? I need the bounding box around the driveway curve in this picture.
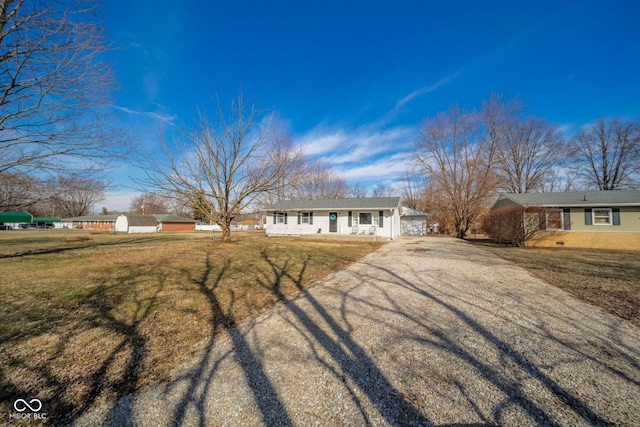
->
[74,237,640,426]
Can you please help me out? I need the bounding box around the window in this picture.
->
[275,212,286,224]
[299,212,312,224]
[353,212,379,227]
[358,212,372,225]
[546,209,563,230]
[593,208,611,225]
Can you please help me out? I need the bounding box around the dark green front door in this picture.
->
[329,212,337,232]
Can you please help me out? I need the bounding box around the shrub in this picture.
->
[481,205,547,246]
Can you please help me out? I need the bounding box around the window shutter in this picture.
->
[379,211,384,228]
[273,213,276,224]
[297,213,301,225]
[585,208,592,225]
[563,209,571,230]
[612,208,621,226]
[310,212,313,225]
[284,213,287,224]
[348,211,352,227]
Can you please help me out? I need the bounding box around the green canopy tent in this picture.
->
[0,211,34,224]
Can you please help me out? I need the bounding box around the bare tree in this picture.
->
[413,104,499,239]
[371,184,395,198]
[348,182,369,198]
[0,171,43,211]
[400,170,426,210]
[494,116,568,193]
[0,0,125,176]
[140,94,301,243]
[571,117,640,190]
[293,160,349,200]
[48,175,108,217]
[129,193,170,215]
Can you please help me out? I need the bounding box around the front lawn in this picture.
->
[0,230,384,424]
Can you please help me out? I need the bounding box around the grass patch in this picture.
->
[473,241,640,327]
[0,229,384,424]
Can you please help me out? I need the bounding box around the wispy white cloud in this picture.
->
[394,70,463,111]
[298,128,348,156]
[334,152,410,181]
[112,105,177,126]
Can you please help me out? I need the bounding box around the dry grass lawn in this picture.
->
[474,241,640,327]
[0,229,384,424]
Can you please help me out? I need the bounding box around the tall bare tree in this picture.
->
[371,184,395,198]
[348,182,369,198]
[400,170,427,210]
[494,116,568,193]
[48,175,108,217]
[413,104,499,239]
[0,171,43,211]
[140,94,301,243]
[292,160,349,200]
[0,0,125,176]
[571,117,640,190]
[129,193,170,215]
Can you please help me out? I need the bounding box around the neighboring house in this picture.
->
[115,215,157,234]
[491,190,640,249]
[156,214,196,231]
[264,197,402,239]
[62,215,118,230]
[400,207,428,236]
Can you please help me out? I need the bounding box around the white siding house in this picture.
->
[264,197,402,240]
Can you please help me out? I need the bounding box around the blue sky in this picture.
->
[101,0,640,211]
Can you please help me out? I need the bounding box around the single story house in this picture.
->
[156,214,196,231]
[264,197,402,239]
[115,215,157,234]
[491,190,640,249]
[62,215,118,230]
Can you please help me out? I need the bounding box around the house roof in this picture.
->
[265,197,402,212]
[494,190,640,208]
[401,207,427,217]
[123,215,158,226]
[155,214,196,223]
[62,215,118,222]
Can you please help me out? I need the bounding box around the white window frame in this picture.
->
[301,212,311,224]
[545,208,563,230]
[354,212,380,227]
[592,208,612,225]
[275,212,285,224]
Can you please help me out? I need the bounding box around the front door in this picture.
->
[329,212,338,233]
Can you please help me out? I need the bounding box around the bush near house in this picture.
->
[481,205,551,246]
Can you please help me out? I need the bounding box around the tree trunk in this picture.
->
[220,221,232,243]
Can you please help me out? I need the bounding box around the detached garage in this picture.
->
[400,207,428,236]
[115,215,157,233]
[156,214,196,231]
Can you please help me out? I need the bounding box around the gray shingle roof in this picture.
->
[155,214,196,223]
[125,215,158,226]
[496,190,640,207]
[265,197,402,211]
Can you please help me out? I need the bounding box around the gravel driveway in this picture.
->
[74,237,640,426]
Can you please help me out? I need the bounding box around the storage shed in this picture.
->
[115,215,157,233]
[400,207,428,236]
